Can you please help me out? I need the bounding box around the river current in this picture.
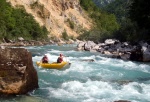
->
[1,44,150,102]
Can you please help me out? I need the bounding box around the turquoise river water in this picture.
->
[1,44,150,102]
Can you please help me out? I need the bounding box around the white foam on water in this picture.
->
[30,45,150,102]
[49,49,61,53]
[32,55,42,63]
[119,82,150,101]
[47,80,150,102]
[21,46,43,50]
[138,64,150,73]
[78,55,96,60]
[95,56,150,74]
[47,80,115,101]
[96,57,113,65]
[50,61,94,76]
[32,53,58,63]
[39,79,51,85]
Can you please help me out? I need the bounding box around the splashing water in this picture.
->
[3,44,150,102]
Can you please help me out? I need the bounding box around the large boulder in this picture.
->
[130,45,143,61]
[142,45,150,62]
[105,39,119,45]
[0,47,38,95]
[84,41,96,51]
[77,41,85,50]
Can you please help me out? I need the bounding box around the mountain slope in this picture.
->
[7,0,92,38]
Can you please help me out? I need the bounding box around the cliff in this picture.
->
[7,0,92,38]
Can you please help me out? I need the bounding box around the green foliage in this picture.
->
[30,1,44,12]
[67,19,74,29]
[0,0,48,41]
[104,0,129,24]
[78,29,111,43]
[80,0,98,11]
[79,0,150,42]
[30,1,38,9]
[79,0,119,42]
[104,0,150,42]
[102,0,137,42]
[62,30,69,41]
[97,13,120,32]
[129,0,150,30]
[99,0,150,42]
[112,18,138,42]
[80,0,120,32]
[93,0,115,8]
[69,35,75,40]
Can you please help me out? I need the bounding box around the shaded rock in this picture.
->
[0,47,39,95]
[3,38,13,43]
[81,59,94,62]
[120,53,130,60]
[130,45,143,61]
[114,100,131,102]
[76,40,150,62]
[142,44,150,62]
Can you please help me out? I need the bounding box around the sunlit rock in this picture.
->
[0,47,39,95]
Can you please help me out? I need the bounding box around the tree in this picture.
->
[79,0,119,42]
[129,0,150,29]
[0,0,48,41]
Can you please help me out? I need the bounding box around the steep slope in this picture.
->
[7,0,92,38]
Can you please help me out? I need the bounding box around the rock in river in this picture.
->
[0,47,39,95]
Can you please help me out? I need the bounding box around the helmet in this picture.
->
[60,54,63,56]
[44,54,47,56]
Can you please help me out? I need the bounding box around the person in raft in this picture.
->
[57,54,64,63]
[42,54,49,63]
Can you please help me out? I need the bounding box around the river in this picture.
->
[1,44,150,102]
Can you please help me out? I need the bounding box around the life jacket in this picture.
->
[57,57,63,63]
[42,56,48,63]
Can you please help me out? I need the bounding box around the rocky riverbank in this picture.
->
[0,37,75,47]
[1,37,150,62]
[76,39,150,62]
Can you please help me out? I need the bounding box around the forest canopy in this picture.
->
[79,0,150,43]
[78,0,119,42]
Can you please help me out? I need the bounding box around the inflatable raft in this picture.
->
[36,61,70,69]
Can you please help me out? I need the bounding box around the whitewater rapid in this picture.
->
[4,44,150,102]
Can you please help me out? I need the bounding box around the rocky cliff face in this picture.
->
[0,47,38,95]
[7,0,92,38]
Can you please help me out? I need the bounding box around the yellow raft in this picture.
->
[36,61,70,69]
